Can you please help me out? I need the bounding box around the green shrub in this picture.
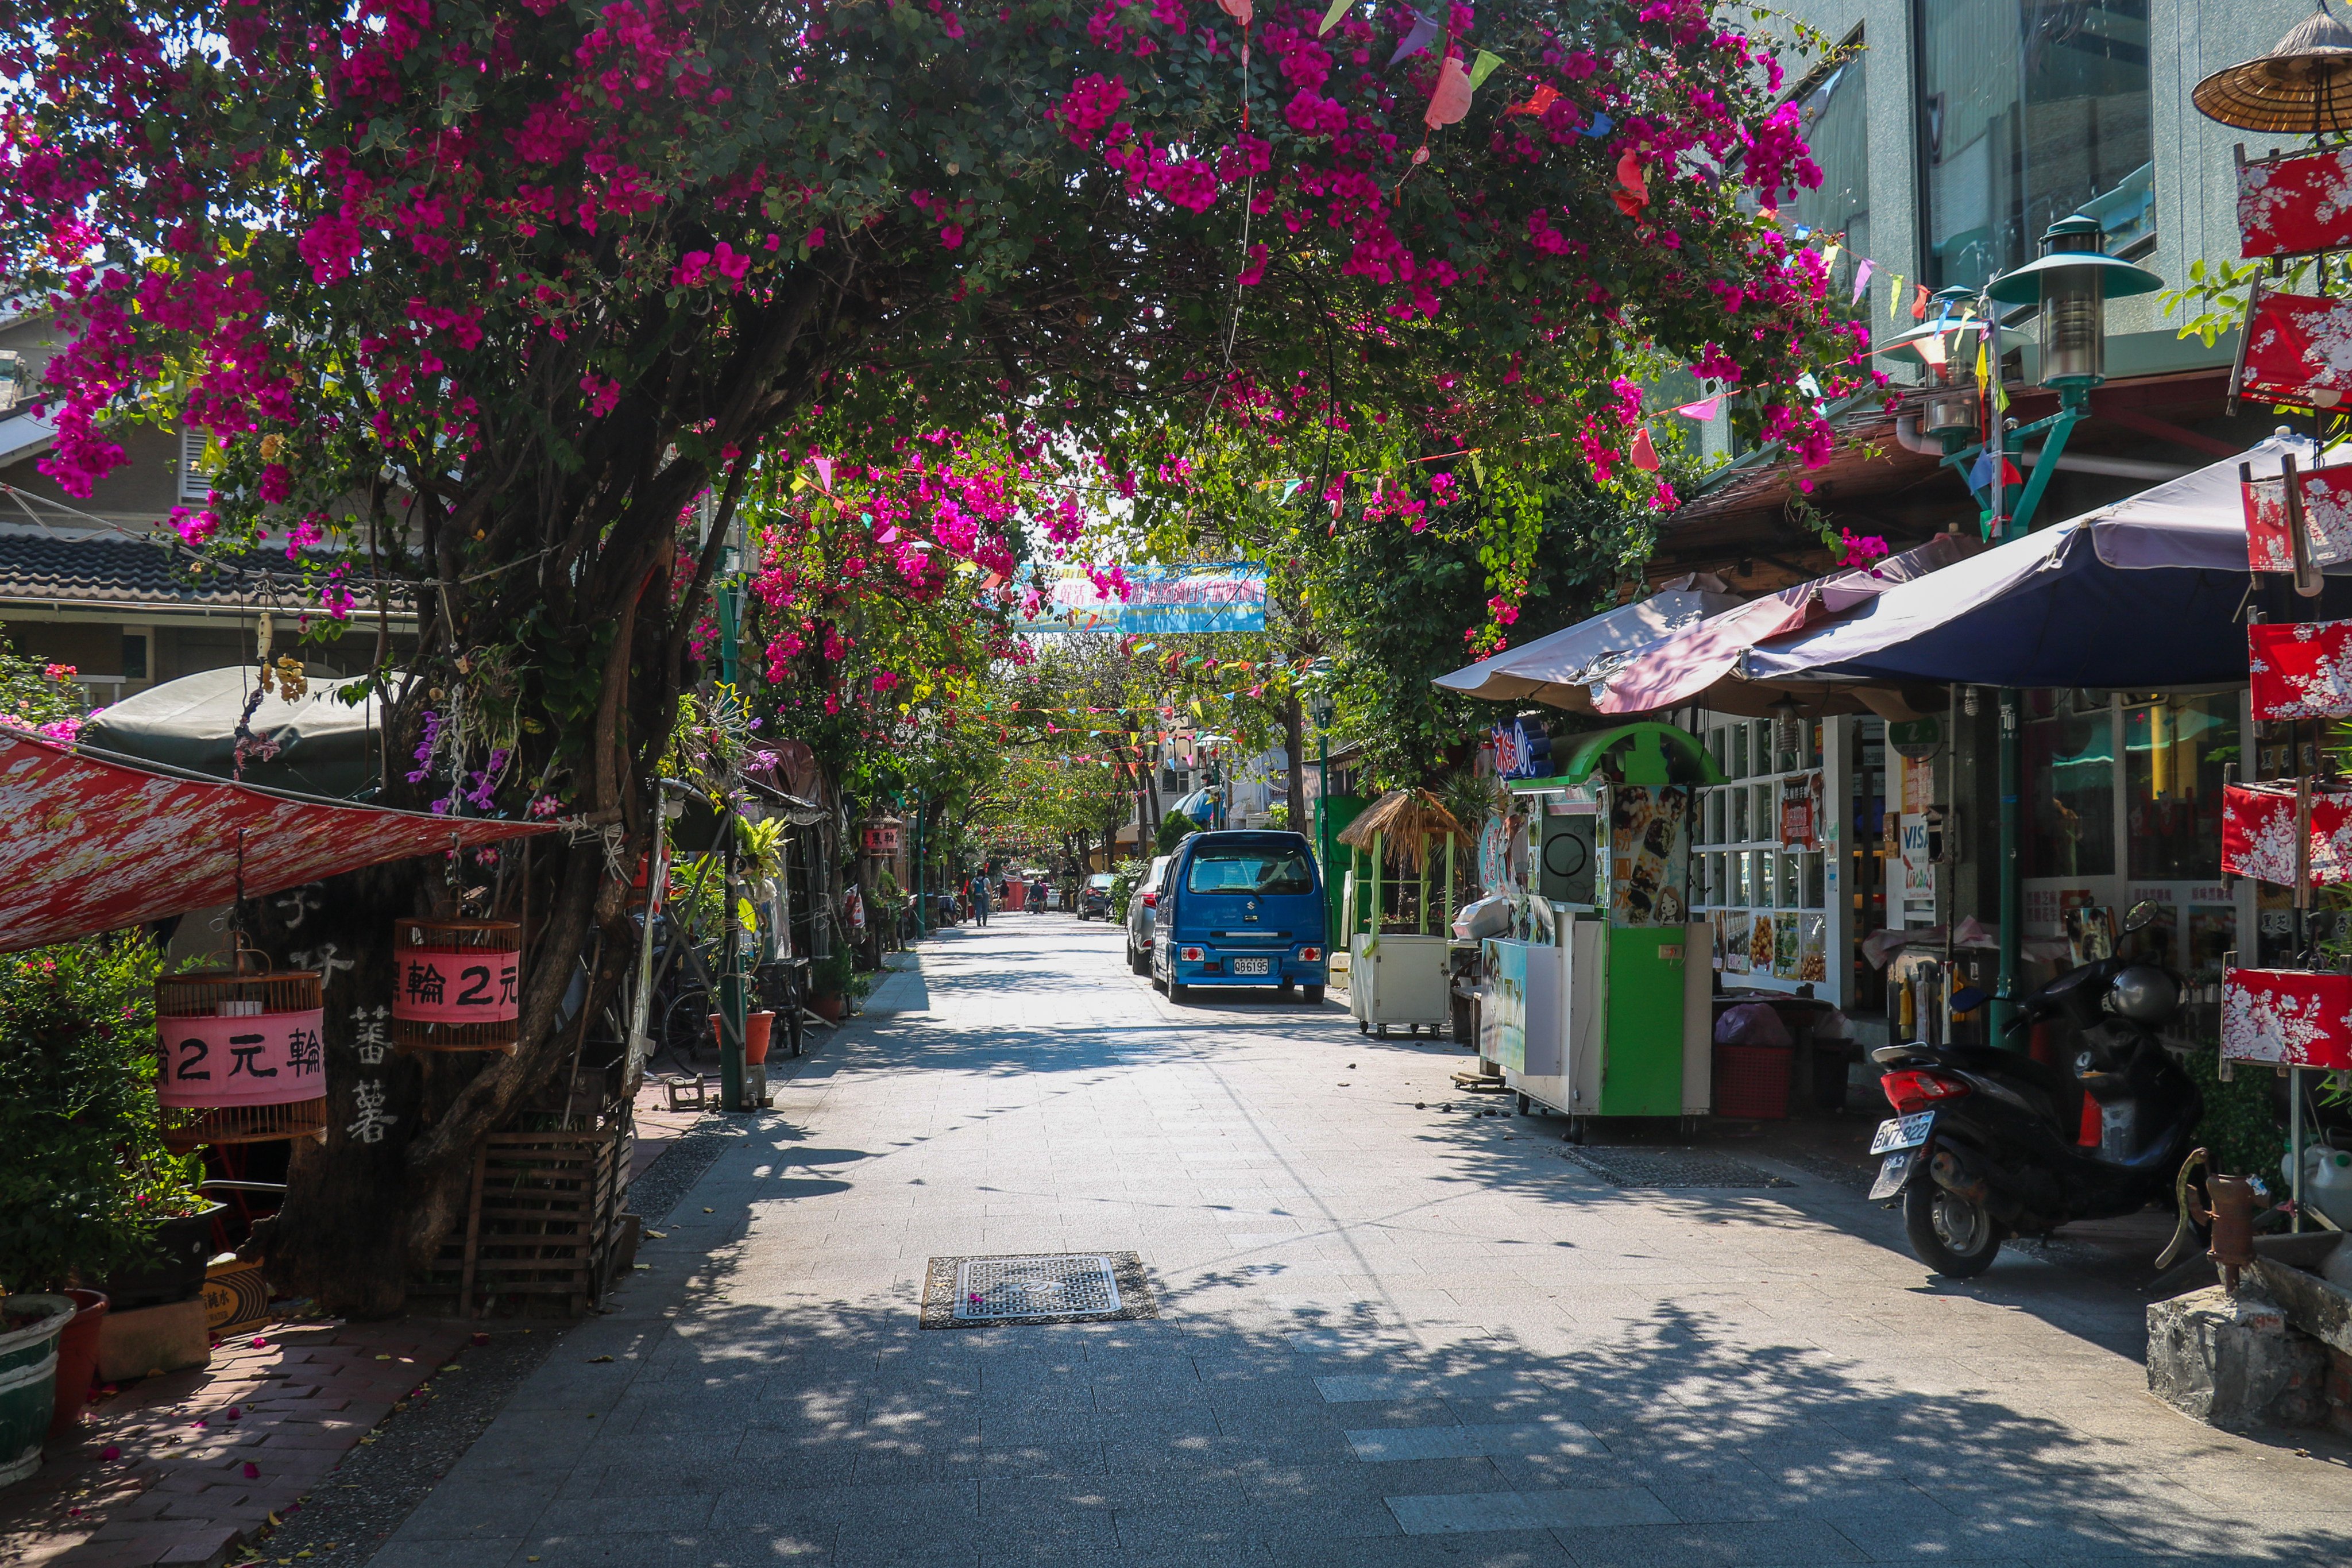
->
[1155,814,1198,855]
[0,935,202,1295]
[1109,858,1150,923]
[2182,1041,2288,1183]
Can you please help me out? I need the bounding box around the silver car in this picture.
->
[1125,855,1173,975]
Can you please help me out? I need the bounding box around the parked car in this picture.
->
[1079,872,1117,920]
[1152,830,1326,1003]
[1125,855,1173,974]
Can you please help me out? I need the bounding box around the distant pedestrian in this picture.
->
[969,870,991,927]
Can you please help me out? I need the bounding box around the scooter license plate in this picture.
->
[1231,957,1271,976]
[1868,1148,1920,1202]
[1869,1111,1935,1156]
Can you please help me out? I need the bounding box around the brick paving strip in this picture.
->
[1,1319,470,1568]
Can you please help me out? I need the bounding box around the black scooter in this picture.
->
[1868,902,2203,1277]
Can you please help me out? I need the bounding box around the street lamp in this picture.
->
[1984,215,2164,393]
[1879,287,2023,446]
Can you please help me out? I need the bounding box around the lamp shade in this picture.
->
[1984,217,2164,306]
[2192,3,2352,134]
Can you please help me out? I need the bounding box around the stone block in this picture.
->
[99,1301,213,1384]
[2147,1284,2328,1431]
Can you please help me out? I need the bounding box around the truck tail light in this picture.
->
[1299,947,1322,963]
[1141,891,1157,907]
[1180,946,1204,962]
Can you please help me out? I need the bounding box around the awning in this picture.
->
[1432,580,1742,706]
[83,667,387,800]
[1741,433,2352,689]
[0,731,554,954]
[1590,534,1971,715]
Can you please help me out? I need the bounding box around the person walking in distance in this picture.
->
[969,868,991,928]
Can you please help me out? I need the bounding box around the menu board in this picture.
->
[1605,784,1691,928]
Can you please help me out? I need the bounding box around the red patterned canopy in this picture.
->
[0,731,555,954]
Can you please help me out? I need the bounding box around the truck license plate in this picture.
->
[1869,1112,1935,1155]
[1231,957,1270,976]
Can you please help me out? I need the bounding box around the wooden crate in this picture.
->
[414,1123,632,1317]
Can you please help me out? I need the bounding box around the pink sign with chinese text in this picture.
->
[391,952,522,1026]
[157,1010,328,1107]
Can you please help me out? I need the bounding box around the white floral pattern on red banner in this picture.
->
[2222,968,2352,1069]
[2249,619,2352,720]
[2243,468,2352,574]
[2221,781,2352,885]
[2237,148,2352,260]
[2240,290,2352,411]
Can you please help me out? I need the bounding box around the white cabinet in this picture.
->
[1348,932,1452,1034]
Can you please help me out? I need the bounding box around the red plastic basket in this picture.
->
[1713,1043,1793,1120]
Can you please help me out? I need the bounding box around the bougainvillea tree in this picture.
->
[1,0,1852,1307]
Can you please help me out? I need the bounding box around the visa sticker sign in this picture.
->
[1018,562,1267,634]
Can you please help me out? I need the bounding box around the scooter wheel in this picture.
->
[1904,1182,2003,1279]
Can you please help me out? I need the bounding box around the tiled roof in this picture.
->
[0,531,400,615]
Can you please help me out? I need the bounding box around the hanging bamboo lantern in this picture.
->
[390,918,524,1054]
[155,947,328,1152]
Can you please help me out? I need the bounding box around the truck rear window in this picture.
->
[1185,847,1314,895]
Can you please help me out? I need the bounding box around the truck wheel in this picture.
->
[1303,985,1324,1005]
[1130,943,1149,976]
[1905,1182,2003,1279]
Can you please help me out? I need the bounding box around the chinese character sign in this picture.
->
[157,1009,330,1108]
[391,953,522,1026]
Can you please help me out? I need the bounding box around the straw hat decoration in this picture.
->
[2192,2,2352,134]
[1335,787,1470,872]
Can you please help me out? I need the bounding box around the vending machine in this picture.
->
[1494,723,1720,1135]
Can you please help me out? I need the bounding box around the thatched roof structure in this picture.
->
[1337,787,1469,871]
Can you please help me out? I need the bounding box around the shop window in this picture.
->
[2123,693,2236,880]
[1696,717,1828,986]
[1917,0,2153,292]
[1785,42,1871,312]
[2021,689,2115,879]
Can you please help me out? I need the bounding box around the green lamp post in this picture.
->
[1976,215,2163,1040]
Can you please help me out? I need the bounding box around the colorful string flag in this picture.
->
[878,525,901,542]
[1469,49,1504,89]
[1506,84,1559,118]
[1673,396,1723,419]
[1582,109,1614,138]
[1279,478,1304,502]
[1612,149,1648,217]
[1796,372,1822,400]
[1389,8,1440,65]
[1965,449,2022,492]
[1317,0,1350,34]
[1628,426,1662,472]
[1396,44,1472,191]
[1911,282,1931,320]
[1851,256,1874,305]
[1887,274,1906,320]
[1822,242,1842,269]
[811,456,834,492]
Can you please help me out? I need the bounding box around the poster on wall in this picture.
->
[1490,939,1528,1074]
[1605,784,1691,928]
[1778,773,1822,850]
[1748,912,1775,975]
[1721,909,1752,975]
[1772,914,1801,979]
[1799,913,1827,984]
[1897,814,1938,912]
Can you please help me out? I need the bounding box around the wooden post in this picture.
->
[1371,831,1384,936]
[1445,832,1457,932]
[1418,829,1429,934]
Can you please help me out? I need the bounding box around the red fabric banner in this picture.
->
[2239,289,2352,411]
[0,732,554,955]
[2222,781,2352,887]
[2237,148,2352,261]
[2248,619,2352,721]
[2223,968,2352,1070]
[2243,467,2352,573]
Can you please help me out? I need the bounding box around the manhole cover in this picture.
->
[1779,1150,1874,1192]
[920,1252,1158,1329]
[1562,1147,1792,1189]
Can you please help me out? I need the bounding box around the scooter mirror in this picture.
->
[2121,899,2160,934]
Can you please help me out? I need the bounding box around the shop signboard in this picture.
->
[862,823,902,855]
[1897,814,1938,909]
[1887,717,1941,761]
[1778,772,1822,850]
[1016,561,1267,634]
[2222,967,2352,1070]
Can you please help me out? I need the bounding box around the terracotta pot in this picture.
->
[708,1011,779,1064]
[812,992,845,1024]
[48,1289,107,1438]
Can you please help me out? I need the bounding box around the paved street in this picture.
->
[379,914,2352,1567]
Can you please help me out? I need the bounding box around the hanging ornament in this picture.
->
[1216,0,1253,127]
[155,941,328,1153]
[390,918,525,1055]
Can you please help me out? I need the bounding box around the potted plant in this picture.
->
[0,934,206,1438]
[810,947,854,1023]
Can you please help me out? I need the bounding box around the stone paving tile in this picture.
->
[370,921,2352,1568]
